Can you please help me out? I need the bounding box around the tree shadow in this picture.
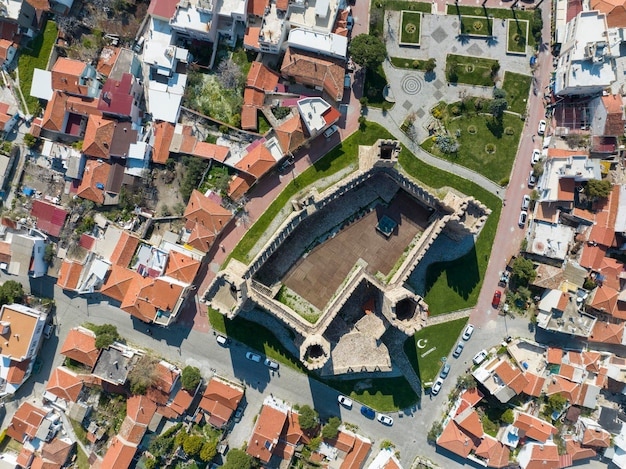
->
[424,70,436,82]
[455,34,471,45]
[486,117,504,138]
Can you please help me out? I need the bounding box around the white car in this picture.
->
[521,195,530,210]
[528,171,536,187]
[216,335,231,346]
[264,358,279,370]
[519,210,528,227]
[246,352,261,362]
[538,119,547,135]
[431,378,444,396]
[376,413,394,426]
[338,395,353,409]
[473,350,488,365]
[462,324,474,341]
[531,149,541,165]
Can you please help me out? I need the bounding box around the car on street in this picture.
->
[452,342,464,358]
[264,358,279,370]
[531,149,541,165]
[377,413,394,426]
[440,363,451,379]
[492,290,502,308]
[521,195,530,210]
[234,407,243,422]
[473,350,488,365]
[216,335,231,347]
[498,271,510,287]
[528,170,536,187]
[538,120,547,135]
[361,405,375,419]
[338,395,353,409]
[44,323,55,339]
[518,210,528,227]
[462,324,474,341]
[246,352,261,362]
[431,378,444,396]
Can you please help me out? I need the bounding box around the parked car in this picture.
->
[338,395,353,409]
[538,119,547,135]
[518,210,528,227]
[528,171,537,187]
[440,363,451,379]
[531,149,541,165]
[44,323,55,339]
[361,405,375,419]
[521,195,530,210]
[264,358,279,370]
[234,407,243,422]
[431,378,444,396]
[324,125,339,139]
[376,413,394,426]
[216,335,231,347]
[473,350,488,365]
[492,290,502,308]
[462,324,474,341]
[246,352,261,362]
[453,342,464,358]
[498,271,510,288]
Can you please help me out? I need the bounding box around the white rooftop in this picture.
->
[30,69,53,101]
[538,288,562,314]
[539,155,602,202]
[170,0,213,36]
[529,221,575,261]
[616,184,626,233]
[297,97,331,135]
[5,0,21,20]
[260,3,284,46]
[288,28,348,59]
[218,0,246,17]
[144,18,190,71]
[147,73,187,123]
[288,0,338,32]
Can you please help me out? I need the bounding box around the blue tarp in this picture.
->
[22,187,34,196]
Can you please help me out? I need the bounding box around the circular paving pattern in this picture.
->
[401,75,423,95]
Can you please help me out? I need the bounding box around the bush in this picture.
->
[181,365,202,391]
[223,449,253,469]
[23,133,37,148]
[501,409,514,424]
[200,440,217,462]
[0,281,24,305]
[583,277,596,290]
[44,244,56,264]
[183,435,205,457]
[271,106,292,120]
[321,416,341,439]
[427,421,442,444]
[297,405,318,430]
[145,459,157,469]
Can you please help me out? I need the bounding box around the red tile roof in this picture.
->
[235,144,276,179]
[547,347,563,365]
[51,58,87,95]
[200,378,244,428]
[77,159,111,204]
[454,408,484,439]
[101,265,143,303]
[109,231,140,268]
[147,361,180,405]
[164,250,200,284]
[546,375,581,403]
[228,173,255,201]
[522,372,546,397]
[459,388,484,407]
[281,48,345,102]
[83,115,116,159]
[493,361,529,394]
[60,327,99,369]
[513,413,557,443]
[565,437,596,462]
[340,435,371,469]
[96,46,121,77]
[6,402,47,443]
[474,436,510,468]
[97,74,137,117]
[41,438,74,466]
[151,121,175,164]
[16,447,34,468]
[45,367,83,403]
[7,358,30,385]
[99,436,137,469]
[247,405,288,463]
[241,105,258,131]
[275,113,307,155]
[247,62,280,92]
[30,200,67,237]
[191,141,230,162]
[79,234,96,250]
[247,0,269,15]
[127,395,157,426]
[244,26,261,50]
[525,444,559,469]
[169,388,194,416]
[121,277,184,323]
[57,260,83,291]
[437,420,478,458]
[583,427,611,447]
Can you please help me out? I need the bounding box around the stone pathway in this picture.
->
[424,308,472,326]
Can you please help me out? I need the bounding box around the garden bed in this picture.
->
[502,71,532,115]
[446,54,500,86]
[363,63,389,107]
[370,1,431,37]
[507,19,528,54]
[459,16,494,37]
[389,57,433,71]
[400,11,422,45]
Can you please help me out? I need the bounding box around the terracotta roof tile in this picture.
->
[565,437,596,461]
[51,58,88,95]
[6,402,47,443]
[235,144,275,179]
[494,361,529,394]
[547,347,563,365]
[247,62,280,92]
[241,105,258,131]
[57,260,83,291]
[45,366,83,402]
[582,427,611,447]
[525,444,559,469]
[152,121,175,164]
[513,413,557,442]
[281,48,345,101]
[97,46,121,77]
[109,231,140,268]
[7,358,30,385]
[82,115,116,159]
[244,26,261,50]
[41,438,74,466]
[244,88,265,107]
[76,159,111,204]
[60,327,99,369]
[101,265,143,303]
[436,420,478,458]
[474,436,510,468]
[30,200,67,237]
[454,408,483,439]
[325,430,355,453]
[247,0,269,16]
[169,388,194,416]
[184,190,232,234]
[275,113,307,155]
[121,277,184,323]
[164,251,200,284]
[523,372,546,397]
[99,436,137,469]
[127,395,157,426]
[247,405,288,463]
[200,378,244,427]
[340,435,371,469]
[228,173,255,201]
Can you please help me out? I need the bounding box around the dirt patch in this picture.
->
[153,162,186,217]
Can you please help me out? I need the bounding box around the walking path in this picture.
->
[425,308,472,326]
[366,107,503,196]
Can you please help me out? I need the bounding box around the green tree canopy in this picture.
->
[349,34,386,69]
[489,98,508,119]
[0,281,24,305]
[183,435,205,457]
[181,365,202,391]
[321,416,341,439]
[547,393,567,413]
[501,409,514,424]
[424,58,436,73]
[427,421,443,444]
[128,355,159,395]
[223,449,254,469]
[511,257,537,287]
[87,323,121,349]
[297,405,319,430]
[200,440,218,462]
[44,244,56,264]
[584,179,612,200]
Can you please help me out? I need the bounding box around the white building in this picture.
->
[538,155,602,202]
[287,28,347,59]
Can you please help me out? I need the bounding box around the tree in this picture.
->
[349,34,386,69]
[175,431,188,448]
[297,405,319,430]
[435,135,459,154]
[56,15,81,36]
[181,365,202,391]
[44,244,56,264]
[145,459,158,469]
[493,88,507,100]
[427,421,443,444]
[533,162,544,177]
[489,98,508,119]
[321,416,341,439]
[424,58,436,73]
[217,58,243,89]
[88,323,121,349]
[456,373,476,390]
[584,179,612,200]
[23,133,37,149]
[200,440,218,462]
[223,449,253,469]
[183,435,205,457]
[501,409,514,424]
[0,281,24,305]
[511,257,536,287]
[546,394,567,413]
[128,355,159,395]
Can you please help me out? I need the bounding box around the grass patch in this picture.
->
[421,104,522,182]
[403,317,468,385]
[70,419,89,447]
[400,11,422,44]
[208,308,416,411]
[363,63,388,108]
[507,19,528,54]
[76,446,90,469]
[228,122,386,264]
[502,71,532,115]
[370,1,431,37]
[446,54,499,87]
[258,112,271,135]
[460,16,493,36]
[18,20,57,114]
[399,148,501,315]
[276,285,321,324]
[389,57,431,70]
